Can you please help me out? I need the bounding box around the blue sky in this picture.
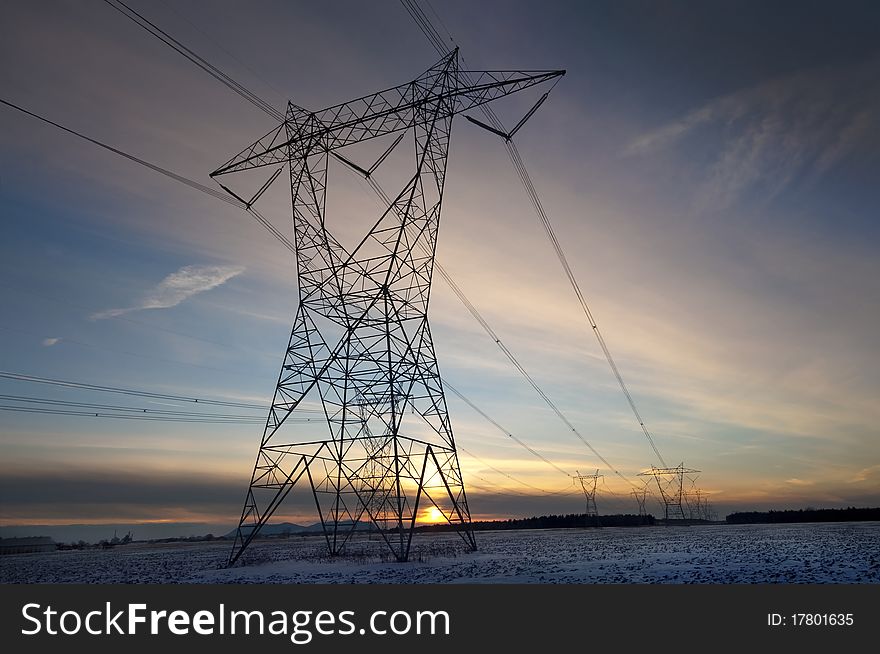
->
[1,0,879,536]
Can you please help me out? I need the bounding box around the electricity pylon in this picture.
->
[574,469,602,527]
[631,482,649,517]
[685,488,712,521]
[213,50,564,566]
[639,464,700,522]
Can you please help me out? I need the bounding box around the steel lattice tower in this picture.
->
[574,469,602,528]
[631,482,649,517]
[212,50,564,566]
[684,488,711,521]
[639,464,700,522]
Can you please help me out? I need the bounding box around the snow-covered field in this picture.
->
[2,522,878,583]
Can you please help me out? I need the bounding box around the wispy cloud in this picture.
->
[848,465,880,484]
[41,337,61,347]
[92,264,245,320]
[624,58,880,209]
[624,104,717,156]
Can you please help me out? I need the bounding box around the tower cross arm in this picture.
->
[451,69,564,115]
[210,65,564,178]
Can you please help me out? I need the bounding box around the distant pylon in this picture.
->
[639,463,700,522]
[574,469,602,527]
[214,50,564,566]
[684,488,712,521]
[631,482,649,517]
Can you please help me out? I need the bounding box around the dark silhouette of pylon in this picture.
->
[212,50,564,566]
[574,469,602,527]
[631,482,649,517]
[639,464,700,522]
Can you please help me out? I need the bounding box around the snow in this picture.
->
[2,522,878,583]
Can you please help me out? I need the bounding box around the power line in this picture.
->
[2,371,573,494]
[98,1,297,248]
[506,132,669,469]
[438,262,636,486]
[0,97,296,255]
[0,406,263,424]
[400,0,447,53]
[102,0,284,122]
[465,480,534,498]
[0,393,264,420]
[445,381,573,478]
[0,397,319,424]
[0,99,236,206]
[457,444,574,496]
[0,370,270,410]
[400,0,669,469]
[155,0,291,107]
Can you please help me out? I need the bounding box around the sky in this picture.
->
[1,0,879,540]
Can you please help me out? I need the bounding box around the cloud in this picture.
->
[624,58,880,210]
[624,105,716,156]
[785,478,814,487]
[848,465,880,484]
[92,264,245,320]
[41,337,61,347]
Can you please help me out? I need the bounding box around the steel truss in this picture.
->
[631,482,649,517]
[213,50,564,565]
[574,469,602,527]
[684,488,712,521]
[639,464,700,521]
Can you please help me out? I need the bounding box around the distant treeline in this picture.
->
[726,507,880,524]
[416,513,654,532]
